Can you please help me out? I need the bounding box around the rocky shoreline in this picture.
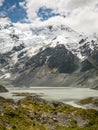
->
[0,95,98,130]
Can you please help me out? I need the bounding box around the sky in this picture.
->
[0,0,98,34]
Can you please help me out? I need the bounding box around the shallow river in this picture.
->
[0,86,98,108]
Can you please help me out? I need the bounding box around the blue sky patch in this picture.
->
[0,0,27,22]
[0,1,64,23]
[37,7,60,21]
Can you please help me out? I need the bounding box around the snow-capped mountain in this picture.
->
[0,22,98,88]
[0,22,98,57]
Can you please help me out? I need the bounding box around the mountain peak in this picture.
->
[0,22,98,83]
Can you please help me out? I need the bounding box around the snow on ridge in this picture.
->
[0,22,98,61]
[0,22,98,79]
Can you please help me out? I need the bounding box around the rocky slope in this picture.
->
[0,95,98,130]
[0,22,98,88]
[0,85,8,93]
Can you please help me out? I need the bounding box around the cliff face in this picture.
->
[13,44,98,88]
[0,85,8,93]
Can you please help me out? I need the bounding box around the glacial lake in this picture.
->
[0,86,98,108]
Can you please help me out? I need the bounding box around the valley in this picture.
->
[0,20,98,130]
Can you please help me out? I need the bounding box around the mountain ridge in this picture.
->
[0,22,98,88]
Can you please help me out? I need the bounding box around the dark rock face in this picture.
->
[80,49,98,71]
[47,44,79,73]
[18,51,27,58]
[0,54,10,67]
[0,85,8,93]
[79,43,92,56]
[0,44,25,67]
[26,47,54,68]
[0,43,27,76]
[12,43,25,52]
[81,60,94,72]
[10,34,19,42]
[26,44,79,73]
[12,45,98,88]
[91,50,98,65]
[79,38,86,44]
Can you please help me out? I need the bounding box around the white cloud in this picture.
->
[14,16,67,32]
[19,1,26,9]
[23,0,97,21]
[64,0,95,10]
[64,1,98,33]
[19,0,98,34]
[0,0,98,33]
[1,0,98,34]
[25,0,70,21]
[0,0,4,6]
[0,17,11,25]
[0,11,6,17]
